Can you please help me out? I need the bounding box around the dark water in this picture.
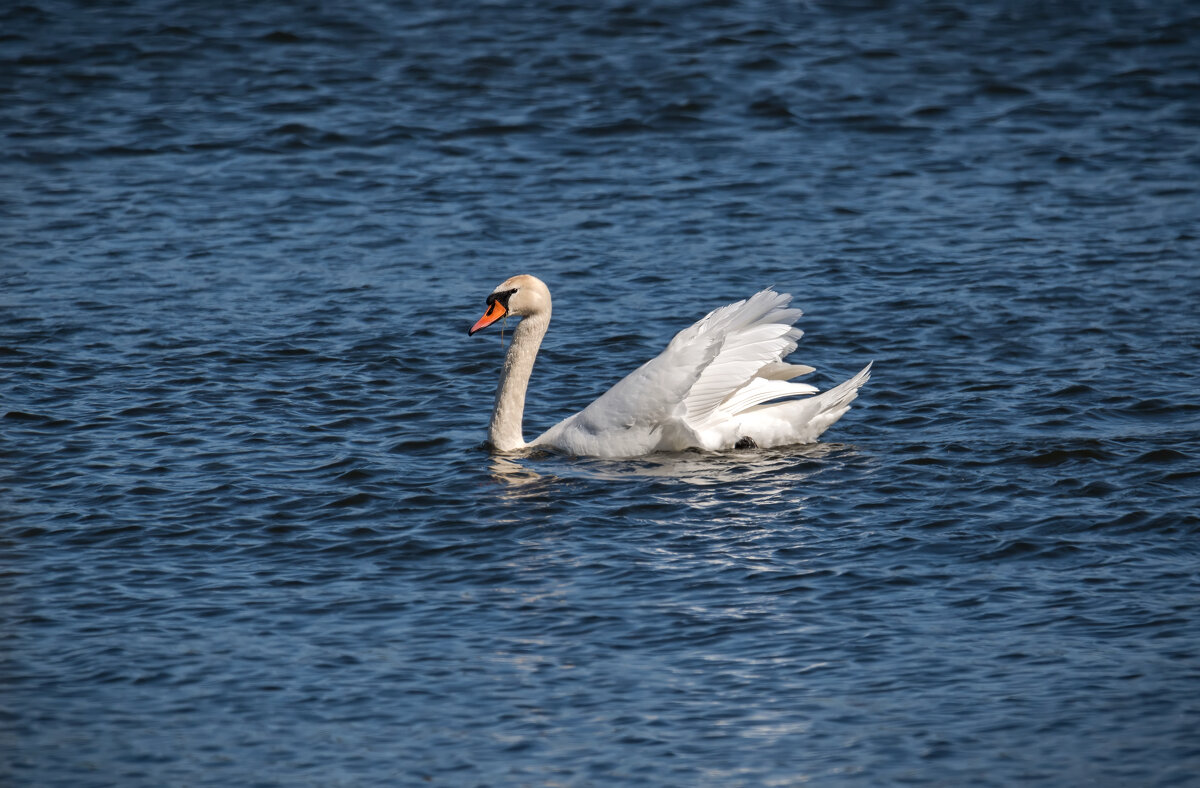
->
[4,1,1200,784]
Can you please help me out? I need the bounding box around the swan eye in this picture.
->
[485,288,518,309]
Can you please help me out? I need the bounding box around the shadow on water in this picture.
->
[490,441,864,488]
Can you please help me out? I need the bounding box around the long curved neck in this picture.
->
[488,310,550,451]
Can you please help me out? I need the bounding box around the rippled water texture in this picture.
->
[3,1,1200,785]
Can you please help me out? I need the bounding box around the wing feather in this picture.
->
[756,361,815,380]
[716,378,820,419]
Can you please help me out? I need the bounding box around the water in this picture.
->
[3,1,1200,784]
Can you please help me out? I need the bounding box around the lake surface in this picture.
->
[3,1,1199,785]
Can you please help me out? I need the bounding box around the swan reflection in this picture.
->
[487,454,559,499]
[489,442,857,491]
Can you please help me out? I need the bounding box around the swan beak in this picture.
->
[469,301,506,335]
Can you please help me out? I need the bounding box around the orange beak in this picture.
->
[469,300,507,335]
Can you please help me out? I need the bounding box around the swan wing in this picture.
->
[538,289,817,455]
[679,289,813,430]
[537,314,723,451]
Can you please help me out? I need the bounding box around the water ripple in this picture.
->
[3,0,1200,785]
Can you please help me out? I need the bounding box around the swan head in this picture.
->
[468,274,551,335]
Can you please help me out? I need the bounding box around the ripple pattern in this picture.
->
[3,1,1200,785]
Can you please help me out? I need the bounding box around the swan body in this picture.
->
[469,275,870,457]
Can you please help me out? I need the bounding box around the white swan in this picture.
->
[469,275,871,457]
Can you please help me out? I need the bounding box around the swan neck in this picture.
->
[489,311,549,451]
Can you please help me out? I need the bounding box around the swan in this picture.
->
[469,275,871,457]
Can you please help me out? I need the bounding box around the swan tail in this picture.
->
[730,362,872,447]
[804,361,872,438]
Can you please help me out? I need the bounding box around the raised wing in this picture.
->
[679,289,815,430]
[542,289,818,451]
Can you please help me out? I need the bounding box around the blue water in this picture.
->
[3,1,1200,785]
